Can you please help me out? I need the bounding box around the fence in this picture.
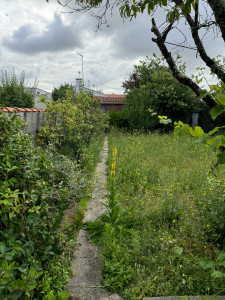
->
[0,107,45,136]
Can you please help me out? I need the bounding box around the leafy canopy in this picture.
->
[0,69,35,108]
[122,55,200,130]
[52,83,75,101]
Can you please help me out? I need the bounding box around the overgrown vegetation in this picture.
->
[90,130,225,299]
[0,69,35,108]
[0,89,107,299]
[38,91,108,158]
[109,55,199,131]
[109,55,225,132]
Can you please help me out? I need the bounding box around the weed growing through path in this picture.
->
[100,130,225,299]
[85,147,129,245]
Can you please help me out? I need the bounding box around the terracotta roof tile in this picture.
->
[106,94,126,98]
[94,96,126,104]
[5,107,16,112]
[0,107,46,112]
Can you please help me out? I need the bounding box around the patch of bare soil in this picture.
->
[66,137,122,300]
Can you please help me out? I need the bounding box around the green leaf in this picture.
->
[210,104,225,120]
[28,266,36,279]
[60,291,71,298]
[200,89,208,98]
[0,242,6,254]
[217,95,225,106]
[191,126,204,137]
[211,270,225,278]
[211,135,223,149]
[195,133,209,144]
[174,123,192,136]
[8,290,23,300]
[199,259,216,270]
[217,251,225,267]
[186,2,191,14]
[174,247,183,256]
[209,127,219,136]
[159,119,172,125]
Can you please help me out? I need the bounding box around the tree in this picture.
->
[52,83,75,101]
[122,73,140,92]
[48,0,225,109]
[123,55,200,130]
[0,69,34,108]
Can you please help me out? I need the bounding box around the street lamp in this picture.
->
[76,52,84,86]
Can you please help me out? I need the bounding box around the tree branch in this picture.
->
[207,0,225,42]
[151,18,215,108]
[194,1,198,26]
[184,10,225,84]
[162,22,174,42]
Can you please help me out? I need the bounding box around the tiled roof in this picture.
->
[0,107,45,112]
[105,94,126,98]
[94,95,126,104]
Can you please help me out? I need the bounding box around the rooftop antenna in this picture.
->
[76,52,84,86]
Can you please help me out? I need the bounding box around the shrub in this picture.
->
[38,91,108,158]
[108,110,129,128]
[0,112,81,299]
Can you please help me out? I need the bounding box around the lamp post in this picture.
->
[76,52,84,86]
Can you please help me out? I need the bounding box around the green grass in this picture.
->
[100,130,225,299]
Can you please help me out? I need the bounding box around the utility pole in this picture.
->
[76,52,84,86]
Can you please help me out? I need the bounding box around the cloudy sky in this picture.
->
[0,0,224,94]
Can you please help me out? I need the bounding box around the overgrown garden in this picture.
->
[0,90,108,299]
[88,130,225,299]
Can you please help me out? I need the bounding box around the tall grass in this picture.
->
[101,130,225,299]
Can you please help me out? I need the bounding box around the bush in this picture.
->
[0,112,83,299]
[0,86,108,298]
[108,110,129,128]
[38,91,108,158]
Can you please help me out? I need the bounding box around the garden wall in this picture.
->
[0,107,45,136]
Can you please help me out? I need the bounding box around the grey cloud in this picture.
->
[106,10,165,59]
[3,14,82,54]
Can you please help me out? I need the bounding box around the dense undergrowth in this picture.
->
[95,130,225,299]
[0,92,107,299]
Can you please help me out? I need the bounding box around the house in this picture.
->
[33,88,52,109]
[30,80,126,111]
[75,78,126,112]
[94,95,126,112]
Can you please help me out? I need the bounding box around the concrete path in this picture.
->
[67,137,122,300]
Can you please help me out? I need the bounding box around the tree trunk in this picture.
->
[207,0,225,42]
